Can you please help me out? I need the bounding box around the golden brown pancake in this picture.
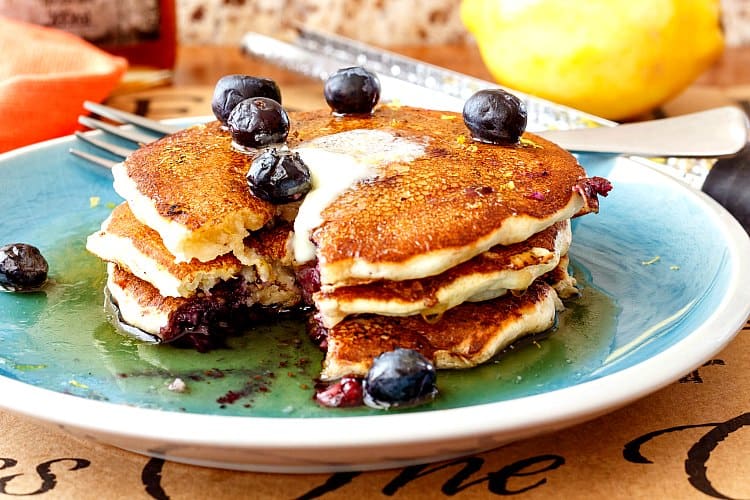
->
[114,106,594,277]
[112,122,277,263]
[285,106,590,286]
[314,220,571,327]
[319,280,561,380]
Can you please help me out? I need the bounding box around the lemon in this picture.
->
[461,0,724,120]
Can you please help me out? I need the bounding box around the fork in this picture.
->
[70,100,749,170]
[70,101,183,169]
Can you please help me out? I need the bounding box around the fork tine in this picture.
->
[78,116,159,145]
[69,148,118,169]
[74,131,134,158]
[83,100,180,136]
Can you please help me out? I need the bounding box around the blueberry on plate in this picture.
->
[211,74,282,125]
[363,348,438,409]
[228,97,290,149]
[324,66,381,115]
[0,243,48,292]
[246,148,312,204]
[462,89,527,144]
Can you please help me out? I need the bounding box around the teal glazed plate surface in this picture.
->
[0,127,749,473]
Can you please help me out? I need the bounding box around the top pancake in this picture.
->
[285,106,588,285]
[114,106,588,277]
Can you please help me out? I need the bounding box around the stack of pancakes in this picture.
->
[87,105,607,376]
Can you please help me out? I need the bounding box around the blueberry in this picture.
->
[363,348,438,409]
[462,89,527,144]
[211,74,282,125]
[246,149,312,204]
[228,97,290,149]
[324,67,381,115]
[0,243,48,292]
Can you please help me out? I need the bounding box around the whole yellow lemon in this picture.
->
[461,0,724,120]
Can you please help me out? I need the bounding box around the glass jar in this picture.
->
[0,0,176,70]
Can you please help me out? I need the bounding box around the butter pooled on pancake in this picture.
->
[292,129,427,263]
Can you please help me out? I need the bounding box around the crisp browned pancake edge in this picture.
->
[102,203,243,280]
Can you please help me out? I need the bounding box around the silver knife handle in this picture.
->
[295,25,492,100]
[293,26,614,131]
[243,32,468,111]
[242,32,346,82]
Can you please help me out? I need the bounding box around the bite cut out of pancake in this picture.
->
[88,203,243,298]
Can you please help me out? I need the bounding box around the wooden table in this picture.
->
[3,43,749,499]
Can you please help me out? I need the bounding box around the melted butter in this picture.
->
[292,130,426,264]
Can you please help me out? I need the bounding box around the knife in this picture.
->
[241,28,748,185]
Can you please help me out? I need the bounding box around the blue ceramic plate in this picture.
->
[0,130,749,473]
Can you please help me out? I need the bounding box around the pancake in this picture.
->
[106,263,300,350]
[313,220,571,328]
[87,203,296,298]
[317,279,561,380]
[93,100,611,391]
[113,106,604,280]
[112,122,277,263]
[285,106,597,287]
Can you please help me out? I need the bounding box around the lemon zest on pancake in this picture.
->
[520,137,542,149]
[641,255,661,265]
